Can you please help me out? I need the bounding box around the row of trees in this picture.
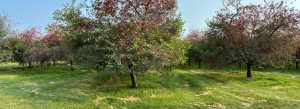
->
[186,0,300,77]
[0,17,68,68]
[1,0,300,88]
[0,0,189,88]
[14,25,68,68]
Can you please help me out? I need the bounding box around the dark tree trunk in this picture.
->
[47,62,51,67]
[53,61,56,66]
[198,60,202,69]
[130,72,138,88]
[70,60,74,71]
[40,61,43,67]
[246,63,252,77]
[188,59,191,67]
[296,61,299,70]
[28,61,32,68]
[21,63,25,70]
[128,64,137,88]
[239,62,242,68]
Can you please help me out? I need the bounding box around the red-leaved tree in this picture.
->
[208,0,300,77]
[93,0,187,88]
[41,23,68,66]
[19,27,40,68]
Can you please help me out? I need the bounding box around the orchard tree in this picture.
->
[33,41,50,66]
[295,30,300,69]
[42,23,68,66]
[208,0,300,77]
[185,29,205,68]
[296,46,300,69]
[19,28,40,68]
[0,13,12,63]
[55,0,188,88]
[92,0,188,88]
[54,0,103,71]
[8,35,26,65]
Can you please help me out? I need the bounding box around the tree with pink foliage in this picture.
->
[19,27,40,68]
[92,0,188,88]
[207,0,300,77]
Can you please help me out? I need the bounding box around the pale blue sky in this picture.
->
[0,0,300,35]
[178,0,300,35]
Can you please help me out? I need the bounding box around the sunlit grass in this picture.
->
[0,63,299,108]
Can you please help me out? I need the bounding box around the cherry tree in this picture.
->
[93,0,188,88]
[185,29,205,68]
[19,27,40,68]
[55,0,188,88]
[42,23,68,66]
[208,0,300,77]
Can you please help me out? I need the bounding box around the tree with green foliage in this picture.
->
[18,28,40,68]
[8,35,25,65]
[0,13,12,63]
[185,29,205,68]
[54,0,107,71]
[54,0,189,88]
[92,0,188,88]
[41,23,68,66]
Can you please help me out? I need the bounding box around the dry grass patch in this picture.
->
[196,88,215,96]
[94,96,140,104]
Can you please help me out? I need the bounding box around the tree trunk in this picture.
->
[128,64,137,88]
[130,72,138,88]
[47,61,51,67]
[70,60,74,71]
[40,61,43,67]
[246,63,252,77]
[239,62,242,68]
[198,60,202,69]
[53,60,56,66]
[28,61,32,68]
[296,61,299,70]
[188,59,191,67]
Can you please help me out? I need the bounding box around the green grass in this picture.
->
[0,63,300,109]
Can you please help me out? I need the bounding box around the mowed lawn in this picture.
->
[0,63,300,109]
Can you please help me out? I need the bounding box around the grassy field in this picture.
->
[0,63,300,109]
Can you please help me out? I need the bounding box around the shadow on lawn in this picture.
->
[0,65,99,102]
[1,64,299,105]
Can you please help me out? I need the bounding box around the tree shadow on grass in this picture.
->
[256,68,300,77]
[4,65,299,106]
[0,66,99,104]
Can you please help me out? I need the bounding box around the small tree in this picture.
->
[19,28,40,68]
[33,42,50,66]
[54,0,99,71]
[0,13,12,63]
[8,35,25,65]
[185,29,205,68]
[42,23,68,66]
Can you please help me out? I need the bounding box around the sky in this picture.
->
[0,0,300,35]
